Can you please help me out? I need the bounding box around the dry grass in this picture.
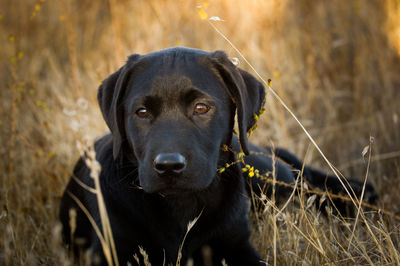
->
[1,0,400,265]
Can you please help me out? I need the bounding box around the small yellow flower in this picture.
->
[197,6,208,20]
[237,152,245,159]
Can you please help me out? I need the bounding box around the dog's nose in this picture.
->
[153,153,187,174]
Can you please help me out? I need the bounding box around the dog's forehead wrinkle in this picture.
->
[151,75,193,96]
[150,75,215,108]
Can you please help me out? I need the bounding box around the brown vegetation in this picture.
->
[1,0,399,264]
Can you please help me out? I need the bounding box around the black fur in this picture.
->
[59,47,377,265]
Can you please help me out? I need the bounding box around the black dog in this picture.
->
[60,47,377,265]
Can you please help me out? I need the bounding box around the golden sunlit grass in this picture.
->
[1,0,400,265]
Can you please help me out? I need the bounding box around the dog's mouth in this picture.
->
[156,187,195,197]
[139,173,196,196]
[144,177,206,197]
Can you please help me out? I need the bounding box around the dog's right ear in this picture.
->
[97,54,141,160]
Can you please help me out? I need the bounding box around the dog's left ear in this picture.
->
[210,51,266,155]
[97,54,141,160]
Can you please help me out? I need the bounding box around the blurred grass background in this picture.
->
[1,0,400,264]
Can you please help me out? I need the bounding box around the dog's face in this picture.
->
[124,64,234,194]
[97,47,265,194]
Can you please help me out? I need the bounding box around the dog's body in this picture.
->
[60,47,376,265]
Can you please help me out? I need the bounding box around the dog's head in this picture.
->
[97,47,265,194]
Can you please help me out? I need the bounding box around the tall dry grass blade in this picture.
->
[342,138,388,264]
[85,147,119,266]
[176,209,203,266]
[207,20,358,208]
[71,175,97,194]
[275,171,300,216]
[347,137,373,250]
[262,195,329,259]
[378,215,400,265]
[296,174,326,257]
[139,246,151,266]
[67,191,110,261]
[271,148,277,266]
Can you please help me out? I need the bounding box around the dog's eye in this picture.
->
[136,108,150,119]
[193,103,210,115]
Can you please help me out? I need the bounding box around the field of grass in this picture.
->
[1,0,400,265]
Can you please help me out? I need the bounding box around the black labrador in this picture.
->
[59,47,377,265]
